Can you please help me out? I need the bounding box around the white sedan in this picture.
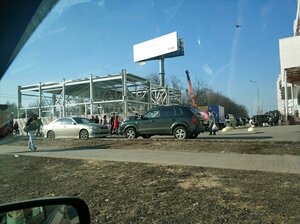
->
[42,117,110,139]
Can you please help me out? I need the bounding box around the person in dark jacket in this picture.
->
[110,113,117,134]
[13,121,19,136]
[95,115,100,123]
[25,114,38,151]
[35,118,43,136]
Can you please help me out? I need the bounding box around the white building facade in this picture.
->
[277,0,300,119]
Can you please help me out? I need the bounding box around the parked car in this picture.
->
[119,105,205,139]
[225,114,237,128]
[251,115,273,126]
[236,117,244,127]
[42,117,110,139]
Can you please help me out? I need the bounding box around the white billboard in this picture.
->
[133,32,182,63]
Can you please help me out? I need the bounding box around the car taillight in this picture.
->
[192,115,197,124]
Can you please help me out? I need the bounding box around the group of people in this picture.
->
[90,114,109,126]
[90,113,121,134]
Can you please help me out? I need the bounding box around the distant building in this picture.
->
[277,0,300,119]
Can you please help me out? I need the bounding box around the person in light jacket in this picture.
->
[208,110,216,135]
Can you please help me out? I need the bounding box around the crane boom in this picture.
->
[185,70,197,108]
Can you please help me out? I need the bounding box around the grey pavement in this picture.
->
[203,125,300,141]
[0,145,299,175]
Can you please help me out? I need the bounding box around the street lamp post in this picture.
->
[250,80,260,115]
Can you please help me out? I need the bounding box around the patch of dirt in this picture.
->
[178,175,221,189]
[1,136,300,223]
[0,155,299,223]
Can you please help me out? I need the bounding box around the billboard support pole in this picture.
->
[159,58,165,87]
[122,69,128,119]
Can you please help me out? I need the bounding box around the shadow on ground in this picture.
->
[199,135,272,140]
[12,144,111,154]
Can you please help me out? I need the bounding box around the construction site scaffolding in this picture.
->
[17,69,182,120]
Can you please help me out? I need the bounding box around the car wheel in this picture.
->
[173,126,187,139]
[125,127,137,139]
[79,129,89,139]
[141,134,151,139]
[47,130,55,139]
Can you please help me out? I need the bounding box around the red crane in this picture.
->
[185,70,197,108]
[185,70,209,122]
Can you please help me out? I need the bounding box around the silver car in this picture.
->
[42,117,109,139]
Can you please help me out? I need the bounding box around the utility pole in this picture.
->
[250,80,260,115]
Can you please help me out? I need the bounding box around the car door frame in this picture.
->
[137,109,159,135]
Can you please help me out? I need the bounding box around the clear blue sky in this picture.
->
[0,0,297,116]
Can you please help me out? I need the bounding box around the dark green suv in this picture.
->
[119,105,205,139]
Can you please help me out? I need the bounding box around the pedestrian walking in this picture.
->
[25,114,38,151]
[208,110,216,135]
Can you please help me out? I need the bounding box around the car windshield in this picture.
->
[1,0,300,223]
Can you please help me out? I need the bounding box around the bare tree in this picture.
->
[146,73,160,85]
[168,75,183,90]
[186,77,249,117]
[192,78,209,105]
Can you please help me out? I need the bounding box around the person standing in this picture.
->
[113,115,119,134]
[110,113,115,134]
[90,115,95,123]
[95,115,99,124]
[102,114,108,126]
[208,110,216,135]
[25,114,38,151]
[36,117,43,136]
[13,121,19,136]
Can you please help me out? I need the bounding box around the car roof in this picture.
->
[154,105,189,109]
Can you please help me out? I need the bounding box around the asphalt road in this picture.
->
[0,125,299,174]
[150,125,300,141]
[206,125,300,141]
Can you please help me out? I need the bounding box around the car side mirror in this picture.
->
[0,197,90,224]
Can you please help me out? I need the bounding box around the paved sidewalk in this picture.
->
[0,145,299,174]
